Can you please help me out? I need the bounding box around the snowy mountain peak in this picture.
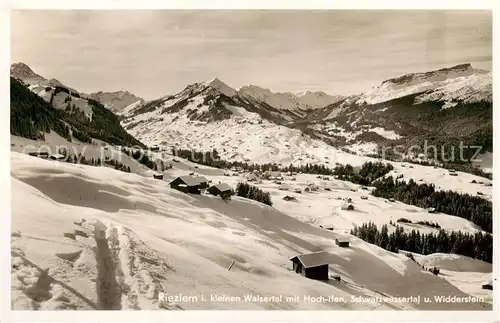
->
[205,77,238,97]
[88,90,144,113]
[10,62,46,82]
[381,63,475,87]
[239,85,342,111]
[358,63,492,105]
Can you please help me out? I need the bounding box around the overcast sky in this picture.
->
[11,10,492,100]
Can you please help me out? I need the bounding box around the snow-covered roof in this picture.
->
[174,175,203,186]
[210,183,232,192]
[290,251,333,268]
[196,176,209,183]
[335,236,350,243]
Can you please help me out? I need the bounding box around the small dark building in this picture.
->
[482,280,493,290]
[153,173,164,180]
[27,151,49,159]
[207,183,233,199]
[169,176,203,194]
[289,251,333,281]
[335,237,350,247]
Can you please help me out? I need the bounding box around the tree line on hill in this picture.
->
[372,176,492,233]
[395,218,441,229]
[120,148,172,172]
[235,182,273,206]
[121,147,157,170]
[350,222,492,263]
[58,148,131,173]
[11,77,72,142]
[10,77,145,148]
[172,148,394,182]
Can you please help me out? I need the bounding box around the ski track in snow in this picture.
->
[12,216,181,310]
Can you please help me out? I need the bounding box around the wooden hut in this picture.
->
[27,151,49,159]
[290,251,333,281]
[482,280,493,290]
[169,176,203,194]
[49,153,65,161]
[153,173,164,180]
[207,183,233,199]
[335,237,350,247]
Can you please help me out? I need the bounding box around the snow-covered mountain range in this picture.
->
[239,85,344,114]
[10,62,492,169]
[119,63,492,167]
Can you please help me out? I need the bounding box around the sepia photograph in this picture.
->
[6,5,495,316]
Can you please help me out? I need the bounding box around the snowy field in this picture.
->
[10,151,492,310]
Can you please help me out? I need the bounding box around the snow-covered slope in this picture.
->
[10,152,492,310]
[358,64,492,105]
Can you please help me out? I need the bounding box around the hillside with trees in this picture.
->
[10,77,145,148]
[372,176,492,233]
[11,77,72,141]
[236,182,273,206]
[351,222,492,263]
